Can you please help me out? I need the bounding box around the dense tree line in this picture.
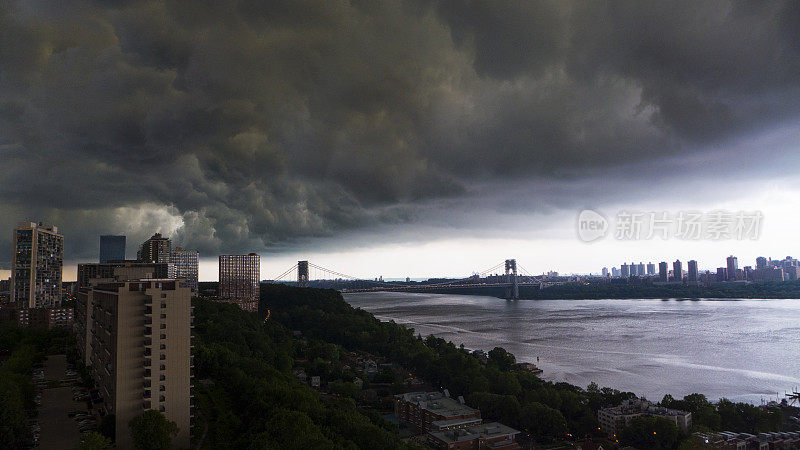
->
[258,284,798,446]
[192,298,415,449]
[0,325,73,449]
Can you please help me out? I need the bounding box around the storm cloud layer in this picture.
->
[1,0,799,262]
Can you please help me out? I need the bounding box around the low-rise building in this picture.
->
[692,430,800,449]
[427,422,521,450]
[598,398,691,437]
[395,391,481,433]
[12,307,74,329]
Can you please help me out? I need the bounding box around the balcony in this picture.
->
[143,381,151,388]
[143,400,151,409]
[143,390,151,399]
[144,326,152,336]
[144,338,152,347]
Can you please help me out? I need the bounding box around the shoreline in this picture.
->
[343,291,800,405]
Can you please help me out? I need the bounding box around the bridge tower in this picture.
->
[505,259,519,300]
[298,260,309,287]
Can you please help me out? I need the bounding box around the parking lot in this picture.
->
[36,355,93,449]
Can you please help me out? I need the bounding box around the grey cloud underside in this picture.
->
[1,0,799,261]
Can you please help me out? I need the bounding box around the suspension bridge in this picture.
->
[268,259,548,299]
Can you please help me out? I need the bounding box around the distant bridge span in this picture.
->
[269,259,542,299]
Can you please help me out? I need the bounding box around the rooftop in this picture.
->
[429,422,520,444]
[398,391,478,417]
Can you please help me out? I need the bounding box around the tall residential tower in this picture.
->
[137,233,172,264]
[170,248,199,292]
[11,222,63,309]
[219,253,260,312]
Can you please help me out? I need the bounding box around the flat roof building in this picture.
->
[427,422,521,450]
[598,398,691,437]
[171,248,199,292]
[76,280,193,449]
[137,233,171,264]
[99,235,126,263]
[11,222,63,309]
[687,260,699,283]
[219,254,260,312]
[77,261,171,290]
[395,391,481,433]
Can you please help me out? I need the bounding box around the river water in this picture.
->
[343,292,800,404]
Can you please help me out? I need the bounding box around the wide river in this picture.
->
[343,292,800,404]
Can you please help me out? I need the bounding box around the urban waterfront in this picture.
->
[345,292,800,404]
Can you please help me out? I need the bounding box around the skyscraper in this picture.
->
[138,233,172,264]
[99,235,126,263]
[630,262,638,276]
[637,262,645,277]
[755,256,767,269]
[687,260,699,283]
[219,253,260,312]
[601,267,609,277]
[646,262,656,275]
[658,262,668,282]
[726,255,738,281]
[620,263,630,278]
[77,279,192,448]
[673,260,683,282]
[11,222,63,309]
[170,248,199,292]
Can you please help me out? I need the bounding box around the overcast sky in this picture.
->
[2,1,800,281]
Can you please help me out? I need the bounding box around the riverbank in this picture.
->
[344,292,800,405]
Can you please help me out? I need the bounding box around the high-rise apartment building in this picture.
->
[755,256,767,269]
[673,260,683,282]
[726,256,738,281]
[637,262,645,277]
[601,267,609,277]
[138,233,172,264]
[99,235,126,263]
[620,263,630,278]
[219,253,260,312]
[687,260,699,283]
[658,262,668,282]
[646,263,656,276]
[76,280,192,448]
[170,248,199,292]
[11,222,63,308]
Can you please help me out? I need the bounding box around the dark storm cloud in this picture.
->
[1,0,799,261]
